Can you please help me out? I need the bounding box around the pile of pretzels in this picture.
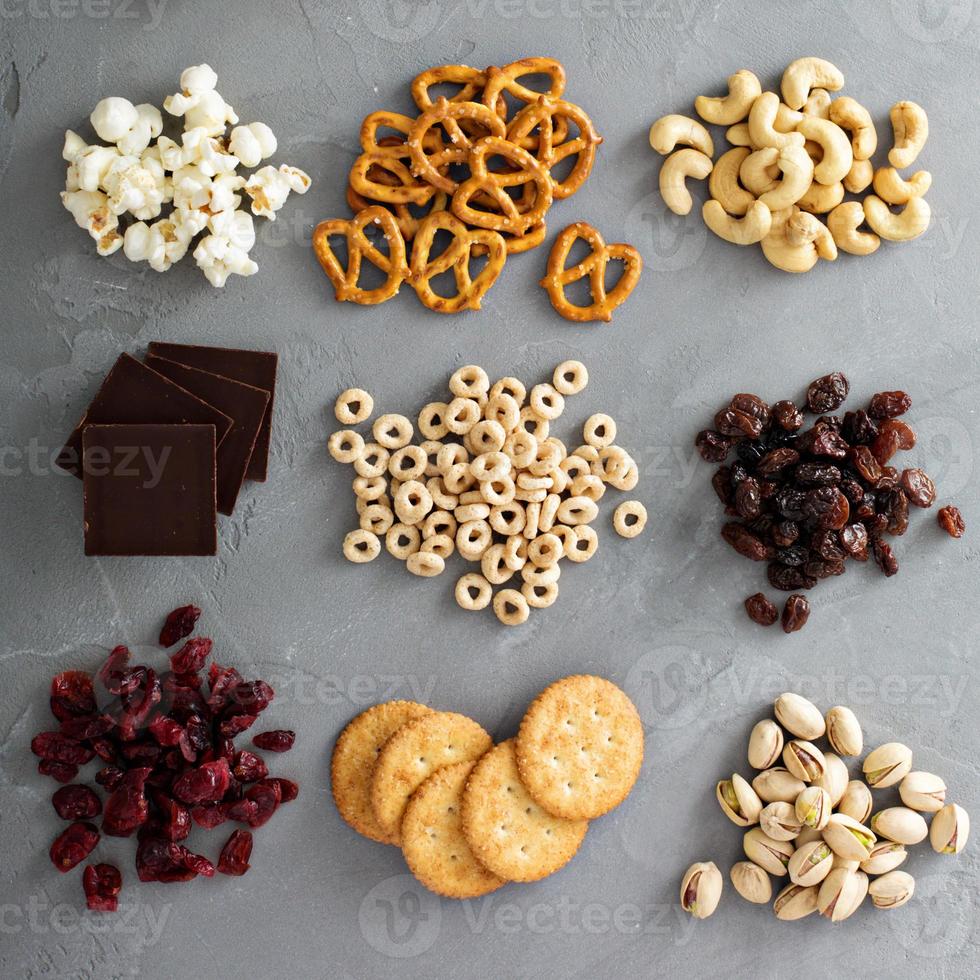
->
[312,57,634,317]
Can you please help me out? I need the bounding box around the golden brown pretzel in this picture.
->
[482,57,567,113]
[539,222,642,322]
[349,154,439,205]
[359,110,443,159]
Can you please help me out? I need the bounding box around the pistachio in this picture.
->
[748,718,784,770]
[773,882,819,921]
[752,767,806,804]
[817,868,868,922]
[899,771,947,813]
[863,742,913,788]
[822,813,877,861]
[774,693,825,740]
[795,786,831,830]
[869,870,915,909]
[831,854,859,873]
[870,806,928,845]
[787,839,833,887]
[837,780,873,823]
[716,773,764,827]
[730,861,772,904]
[743,827,795,876]
[814,751,848,806]
[680,861,724,918]
[860,840,908,875]
[794,825,825,847]
[783,739,826,782]
[825,705,863,756]
[760,801,803,842]
[929,803,970,855]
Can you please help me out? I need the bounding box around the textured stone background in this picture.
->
[1,1,978,976]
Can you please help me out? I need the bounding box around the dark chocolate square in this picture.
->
[144,355,270,516]
[147,342,278,481]
[82,424,217,556]
[58,353,233,477]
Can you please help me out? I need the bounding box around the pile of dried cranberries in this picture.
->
[31,605,297,911]
[696,373,964,633]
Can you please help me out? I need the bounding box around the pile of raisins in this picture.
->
[696,373,964,633]
[32,605,298,911]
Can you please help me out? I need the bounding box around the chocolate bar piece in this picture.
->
[147,342,278,481]
[58,353,233,477]
[82,424,217,556]
[145,355,270,516]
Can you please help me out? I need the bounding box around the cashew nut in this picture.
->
[827,201,880,256]
[726,123,754,148]
[888,101,928,168]
[803,140,823,163]
[761,207,823,273]
[702,199,772,245]
[739,147,780,196]
[649,114,714,157]
[781,57,845,110]
[786,210,837,260]
[708,147,755,216]
[796,180,845,214]
[796,116,852,185]
[843,158,874,194]
[659,148,713,215]
[774,103,804,133]
[863,194,931,241]
[749,93,806,149]
[872,167,932,205]
[803,88,832,119]
[828,96,877,160]
[695,69,762,125]
[758,145,814,211]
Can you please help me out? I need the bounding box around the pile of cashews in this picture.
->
[648,57,931,272]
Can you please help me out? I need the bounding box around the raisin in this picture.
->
[781,594,811,633]
[794,463,842,487]
[39,760,79,783]
[722,523,770,561]
[811,530,846,562]
[731,393,771,429]
[840,524,869,561]
[52,785,102,820]
[734,478,763,519]
[808,428,850,459]
[873,538,899,576]
[876,466,900,491]
[869,391,912,420]
[777,545,809,567]
[712,466,734,506]
[841,410,878,446]
[31,732,95,766]
[806,373,849,414]
[771,400,804,432]
[736,441,768,467]
[816,415,844,431]
[757,448,800,478]
[938,505,966,538]
[50,822,100,873]
[872,419,916,463]
[83,863,121,912]
[901,468,936,508]
[715,406,763,439]
[775,488,808,520]
[217,830,253,876]
[159,605,202,647]
[840,479,865,503]
[768,563,816,592]
[744,593,778,626]
[804,558,845,580]
[879,489,909,536]
[169,637,213,674]
[771,520,799,548]
[804,487,850,531]
[696,429,736,463]
[849,446,882,485]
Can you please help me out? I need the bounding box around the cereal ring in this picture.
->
[359,503,395,535]
[357,492,390,514]
[549,466,570,495]
[436,443,468,473]
[565,525,598,562]
[455,573,493,611]
[422,509,457,539]
[552,360,589,396]
[479,543,513,585]
[445,396,481,435]
[614,500,647,538]
[389,445,428,481]
[574,444,599,463]
[570,473,606,502]
[443,462,476,494]
[394,480,433,524]
[354,443,390,479]
[343,529,381,563]
[522,579,560,609]
[457,489,484,505]
[493,588,530,626]
[406,551,445,577]
[427,476,459,511]
[421,533,454,560]
[488,377,527,405]
[538,493,561,533]
[557,495,599,526]
[528,532,563,568]
[559,455,591,480]
[523,500,541,539]
[517,472,552,492]
[608,459,639,492]
[583,413,617,448]
[419,440,444,478]
[517,406,549,441]
[549,524,577,558]
[456,519,492,561]
[449,364,490,398]
[373,413,414,450]
[529,383,565,421]
[468,419,507,454]
[528,440,563,477]
[503,430,538,469]
[594,445,631,483]
[483,395,520,434]
[503,534,528,571]
[455,502,491,523]
[335,388,374,425]
[352,475,387,501]
[328,429,365,464]
[470,452,511,483]
[480,475,515,506]
[418,402,450,440]
[522,562,561,587]
[386,522,422,559]
[489,502,526,537]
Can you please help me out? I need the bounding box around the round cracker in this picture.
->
[331,700,433,844]
[401,761,505,899]
[371,711,493,845]
[516,675,643,820]
[461,739,588,882]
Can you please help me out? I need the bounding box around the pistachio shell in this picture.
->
[814,751,848,806]
[760,801,803,841]
[794,825,825,847]
[869,870,914,909]
[825,705,863,756]
[838,780,873,823]
[822,813,876,861]
[871,806,928,845]
[748,719,784,770]
[860,840,908,875]
[795,786,832,829]
[787,839,833,886]
[817,868,868,921]
[752,767,806,804]
[899,771,947,813]
[929,803,970,855]
[730,861,772,904]
[743,827,795,876]
[716,773,764,827]
[783,739,826,782]
[773,882,819,921]
[680,861,723,918]
[831,854,859,873]
[863,742,913,788]
[774,693,826,740]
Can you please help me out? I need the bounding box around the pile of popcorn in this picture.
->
[60,65,311,287]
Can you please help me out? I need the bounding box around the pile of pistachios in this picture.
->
[680,693,970,923]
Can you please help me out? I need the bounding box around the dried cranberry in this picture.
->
[50,821,99,873]
[245,782,280,828]
[772,400,804,432]
[873,538,899,576]
[169,637,213,674]
[120,741,162,764]
[96,766,125,790]
[806,373,849,414]
[207,663,244,713]
[252,730,295,753]
[83,863,121,912]
[224,798,261,824]
[228,680,274,714]
[154,794,191,842]
[869,391,912,420]
[938,505,966,538]
[90,738,117,763]
[39,760,79,783]
[721,523,769,561]
[261,777,299,803]
[192,804,229,829]
[901,468,936,508]
[102,766,152,837]
[31,732,95,765]
[159,604,202,647]
[149,715,184,747]
[781,594,811,633]
[52,784,102,820]
[219,713,258,738]
[232,751,269,783]
[696,429,736,463]
[59,714,114,740]
[178,847,215,878]
[97,645,131,697]
[744,593,778,626]
[136,837,186,882]
[217,830,253,876]
[840,524,869,561]
[172,758,232,805]
[50,671,96,722]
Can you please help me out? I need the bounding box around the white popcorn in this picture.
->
[245,164,311,220]
[124,208,209,272]
[62,131,120,193]
[193,209,258,287]
[171,163,212,210]
[61,189,123,255]
[90,96,138,143]
[102,155,167,220]
[209,173,246,214]
[164,63,238,136]
[117,103,164,156]
[229,122,277,169]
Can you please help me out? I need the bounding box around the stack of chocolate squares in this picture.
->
[56,343,278,556]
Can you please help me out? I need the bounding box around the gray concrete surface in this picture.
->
[1,1,979,977]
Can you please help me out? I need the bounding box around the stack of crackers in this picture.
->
[331,674,643,898]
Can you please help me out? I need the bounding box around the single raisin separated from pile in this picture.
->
[781,595,811,633]
[745,593,778,626]
[937,506,966,538]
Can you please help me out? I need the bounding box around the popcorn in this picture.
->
[61,190,123,255]
[245,164,311,220]
[63,133,120,193]
[90,97,139,143]
[229,122,277,169]
[193,210,258,287]
[102,155,168,220]
[124,208,209,272]
[164,63,238,137]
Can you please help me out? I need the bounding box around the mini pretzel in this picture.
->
[349,155,436,206]
[312,206,408,305]
[411,65,506,144]
[540,222,642,323]
[482,58,567,113]
[359,110,442,159]
[409,212,507,313]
